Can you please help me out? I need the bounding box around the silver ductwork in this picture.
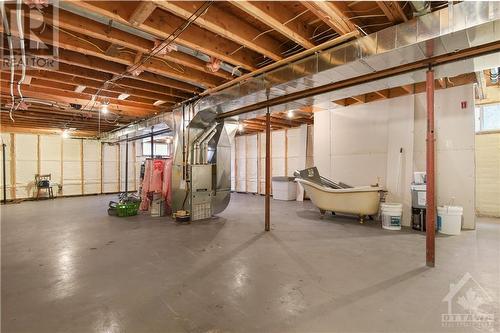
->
[191,1,499,119]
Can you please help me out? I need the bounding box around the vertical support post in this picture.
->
[125,134,129,194]
[426,66,436,267]
[150,127,154,159]
[2,143,6,204]
[265,90,271,232]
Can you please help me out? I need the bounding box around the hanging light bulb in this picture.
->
[101,101,109,114]
[61,129,70,138]
[287,110,294,118]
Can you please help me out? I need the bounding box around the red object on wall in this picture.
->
[461,101,467,109]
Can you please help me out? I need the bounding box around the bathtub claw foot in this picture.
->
[359,215,365,224]
[319,209,326,219]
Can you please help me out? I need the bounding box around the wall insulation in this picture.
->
[83,140,101,194]
[102,143,119,194]
[0,133,13,200]
[62,139,83,196]
[0,133,138,199]
[475,132,500,217]
[15,134,38,199]
[231,125,311,195]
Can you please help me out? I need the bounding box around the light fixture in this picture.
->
[61,129,70,138]
[287,110,294,118]
[238,123,244,132]
[101,102,109,114]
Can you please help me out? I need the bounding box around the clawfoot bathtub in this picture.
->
[296,179,382,223]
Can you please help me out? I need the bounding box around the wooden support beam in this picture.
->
[0,82,155,118]
[128,1,157,26]
[426,68,436,267]
[36,8,233,81]
[376,1,408,23]
[302,1,357,35]
[230,1,315,49]
[4,46,200,94]
[4,25,223,89]
[153,1,283,61]
[63,1,258,71]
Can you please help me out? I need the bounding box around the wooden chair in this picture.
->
[35,174,54,199]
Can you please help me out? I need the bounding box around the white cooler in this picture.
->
[272,177,297,201]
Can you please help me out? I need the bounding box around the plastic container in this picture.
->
[272,177,297,201]
[410,184,426,208]
[380,203,403,230]
[437,206,463,235]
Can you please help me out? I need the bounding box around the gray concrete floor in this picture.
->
[1,193,499,333]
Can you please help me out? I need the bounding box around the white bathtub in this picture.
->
[296,179,382,222]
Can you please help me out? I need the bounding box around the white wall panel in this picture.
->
[414,85,475,228]
[313,110,332,179]
[272,130,286,177]
[62,139,82,196]
[40,135,62,184]
[230,138,236,191]
[235,136,246,192]
[83,140,101,194]
[102,143,119,193]
[330,102,389,187]
[286,125,307,176]
[0,134,13,200]
[119,142,135,192]
[14,134,38,198]
[246,134,258,193]
[475,133,500,217]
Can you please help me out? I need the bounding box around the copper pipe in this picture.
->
[426,67,435,267]
[265,93,271,232]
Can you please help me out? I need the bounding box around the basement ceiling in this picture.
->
[0,1,449,136]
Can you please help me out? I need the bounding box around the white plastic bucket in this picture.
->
[380,203,403,230]
[437,206,463,235]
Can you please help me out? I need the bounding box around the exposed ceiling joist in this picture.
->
[230,1,315,49]
[128,1,157,26]
[376,1,408,23]
[61,1,258,71]
[153,1,284,61]
[301,1,357,36]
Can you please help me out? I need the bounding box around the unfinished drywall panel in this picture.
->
[14,134,38,198]
[119,142,135,192]
[246,134,258,193]
[414,84,475,228]
[39,135,62,183]
[102,143,119,193]
[259,132,267,194]
[62,139,82,196]
[272,130,286,177]
[475,133,500,217]
[287,125,307,176]
[313,110,331,179]
[235,135,246,192]
[330,103,389,186]
[0,133,13,200]
[230,137,236,191]
[83,140,101,194]
[306,125,314,169]
[385,95,415,226]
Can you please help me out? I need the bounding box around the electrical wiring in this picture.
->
[53,24,106,53]
[62,1,214,135]
[15,0,26,112]
[1,2,15,122]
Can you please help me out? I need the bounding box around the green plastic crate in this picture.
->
[116,202,139,217]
